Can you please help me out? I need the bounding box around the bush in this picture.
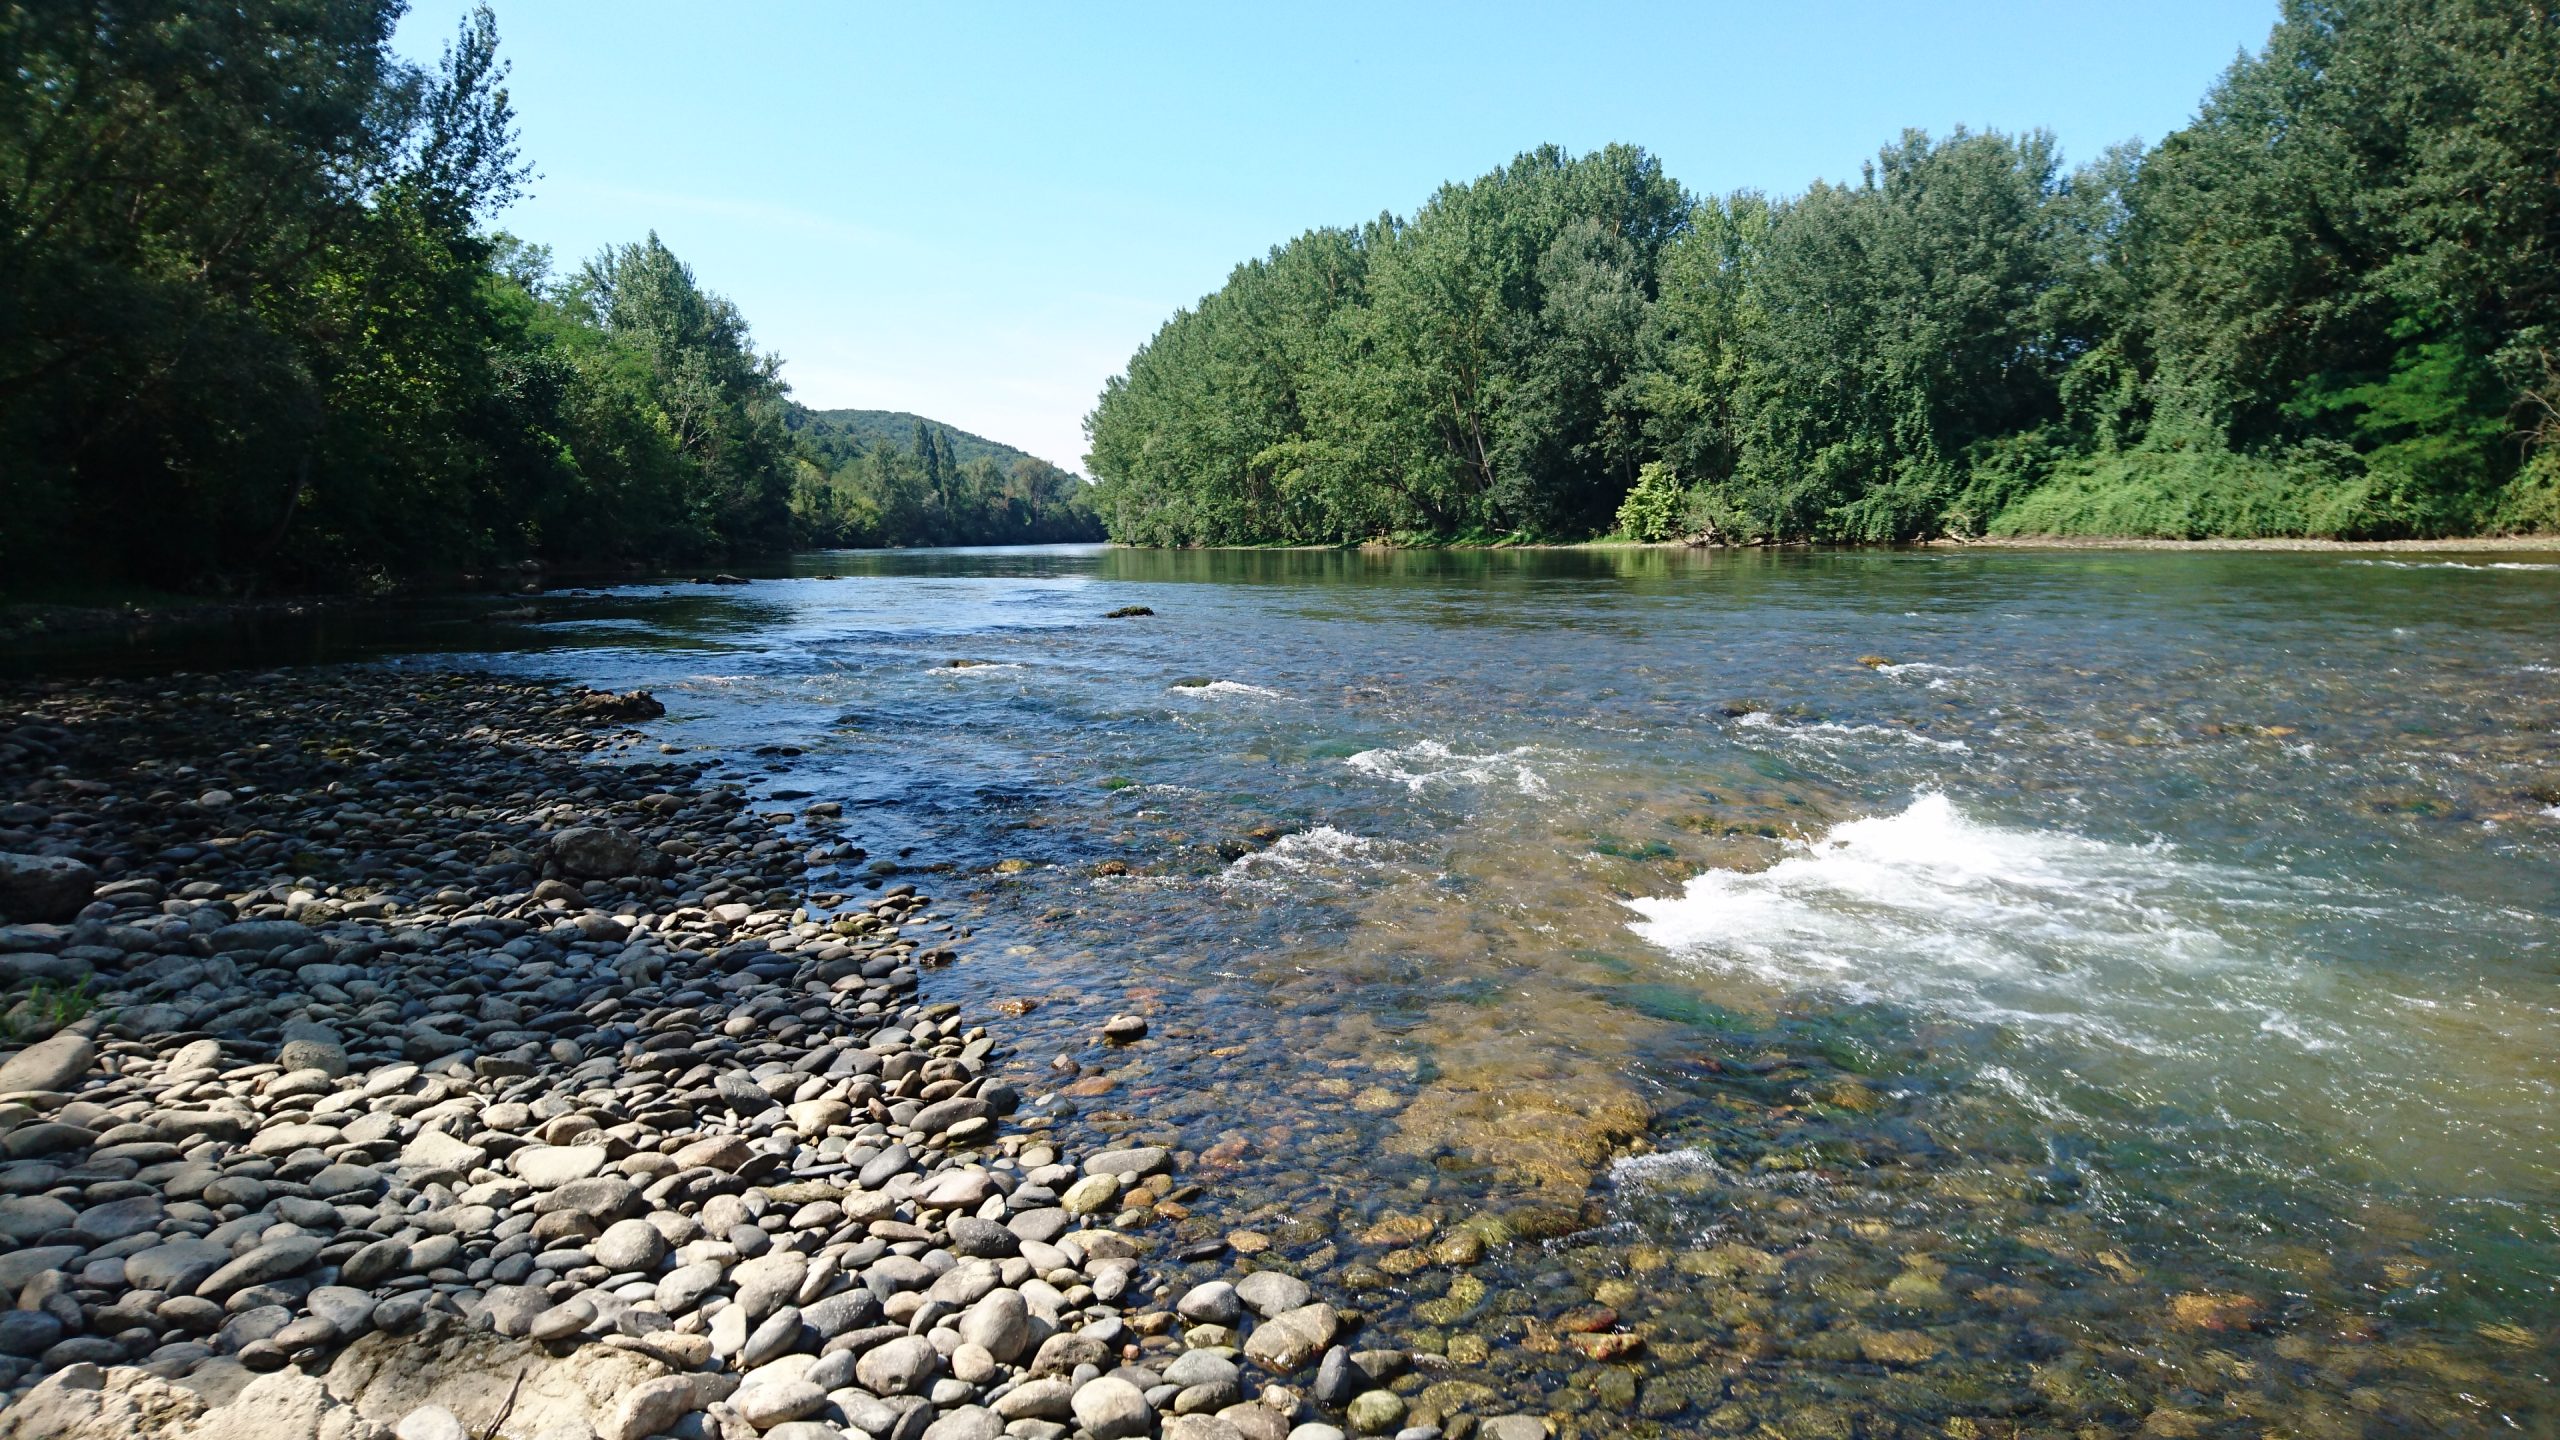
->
[1615,462,1692,541]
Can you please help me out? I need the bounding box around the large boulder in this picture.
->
[0,852,97,923]
[546,827,648,880]
[326,1323,683,1437]
[178,1369,338,1440]
[0,1363,205,1440]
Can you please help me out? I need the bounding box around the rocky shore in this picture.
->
[0,669,1489,1440]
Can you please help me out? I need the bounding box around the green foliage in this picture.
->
[1087,145,1689,544]
[788,414,1100,548]
[1087,0,2560,544]
[1613,462,1692,541]
[6,978,95,1040]
[0,1,540,589]
[792,409,1056,473]
[2496,447,2560,534]
[1987,446,2371,539]
[0,2,1049,595]
[1708,128,2112,542]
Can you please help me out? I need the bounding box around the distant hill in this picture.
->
[786,406,1077,476]
[784,403,1102,548]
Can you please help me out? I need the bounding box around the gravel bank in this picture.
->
[0,669,1476,1440]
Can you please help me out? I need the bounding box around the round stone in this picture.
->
[1073,1376,1155,1440]
[595,1218,668,1272]
[1347,1392,1406,1436]
[855,1334,941,1395]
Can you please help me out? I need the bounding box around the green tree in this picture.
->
[564,234,796,555]
[0,0,528,589]
[2111,0,2560,534]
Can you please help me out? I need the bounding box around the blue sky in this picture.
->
[392,2,2281,473]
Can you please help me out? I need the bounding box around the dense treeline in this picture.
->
[1087,0,2560,544]
[787,411,1102,548]
[0,2,1086,597]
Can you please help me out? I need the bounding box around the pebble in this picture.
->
[0,670,1363,1440]
[735,1375,829,1427]
[1236,1271,1312,1318]
[1178,1280,1243,1326]
[1347,1391,1406,1435]
[857,1334,943,1395]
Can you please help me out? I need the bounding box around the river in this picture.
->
[20,543,2560,1436]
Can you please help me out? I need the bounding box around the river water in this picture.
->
[23,544,2560,1436]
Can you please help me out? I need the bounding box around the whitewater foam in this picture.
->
[1873,661,1962,690]
[1609,1147,1727,1186]
[1221,825,1382,884]
[1344,740,1551,796]
[1734,709,1971,754]
[1623,792,2346,1057]
[1173,680,1290,700]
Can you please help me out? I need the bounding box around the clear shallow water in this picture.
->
[20,543,2560,1433]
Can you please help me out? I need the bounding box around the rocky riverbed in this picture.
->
[0,669,1506,1440]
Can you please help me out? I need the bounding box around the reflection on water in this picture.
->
[18,542,2560,1433]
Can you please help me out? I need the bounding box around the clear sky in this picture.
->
[391,2,2282,474]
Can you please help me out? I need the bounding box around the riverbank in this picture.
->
[0,668,1451,1440]
[1114,533,2560,554]
[1930,534,2560,552]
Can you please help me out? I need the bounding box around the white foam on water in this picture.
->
[1623,792,2347,1059]
[1734,709,1971,754]
[1609,1147,1727,1186]
[934,662,1023,675]
[1344,740,1551,796]
[1221,825,1382,885]
[1173,680,1290,700]
[1873,661,1959,690]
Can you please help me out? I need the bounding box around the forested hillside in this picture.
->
[794,409,1058,473]
[786,409,1103,548]
[1086,0,2560,545]
[0,3,1089,597]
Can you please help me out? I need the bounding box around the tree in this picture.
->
[0,1,531,588]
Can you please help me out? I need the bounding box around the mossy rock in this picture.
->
[1421,1381,1503,1417]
